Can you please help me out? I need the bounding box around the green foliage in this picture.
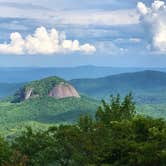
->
[25,76,65,96]
[0,96,99,136]
[1,94,166,165]
[12,127,56,165]
[0,137,11,165]
[96,93,135,123]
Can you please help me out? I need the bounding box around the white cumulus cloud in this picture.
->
[137,2,148,15]
[137,0,166,53]
[0,26,96,55]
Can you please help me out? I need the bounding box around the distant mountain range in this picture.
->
[2,66,166,83]
[71,70,166,104]
[0,82,24,99]
[2,70,166,104]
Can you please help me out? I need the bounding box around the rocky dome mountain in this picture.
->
[12,76,80,102]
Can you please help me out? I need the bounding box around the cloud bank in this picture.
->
[0,26,96,55]
[0,1,139,26]
[137,0,166,53]
[53,9,139,26]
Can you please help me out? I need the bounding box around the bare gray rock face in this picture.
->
[20,82,80,101]
[49,82,80,99]
[25,88,33,100]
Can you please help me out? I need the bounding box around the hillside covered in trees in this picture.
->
[71,70,166,103]
[0,76,99,136]
[1,94,166,165]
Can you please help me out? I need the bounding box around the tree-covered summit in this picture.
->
[12,76,77,102]
[24,76,66,96]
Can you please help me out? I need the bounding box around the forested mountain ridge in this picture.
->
[2,70,166,101]
[71,70,166,103]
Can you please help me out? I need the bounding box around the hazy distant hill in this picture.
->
[71,70,166,103]
[1,66,166,83]
[0,83,24,99]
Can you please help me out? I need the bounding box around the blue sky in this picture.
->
[0,0,166,67]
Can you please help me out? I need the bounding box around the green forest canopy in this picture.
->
[1,94,166,165]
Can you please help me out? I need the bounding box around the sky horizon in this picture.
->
[0,0,166,67]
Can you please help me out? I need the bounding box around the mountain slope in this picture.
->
[0,76,98,136]
[71,70,166,103]
[0,96,99,136]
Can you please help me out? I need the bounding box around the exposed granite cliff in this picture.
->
[49,82,80,99]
